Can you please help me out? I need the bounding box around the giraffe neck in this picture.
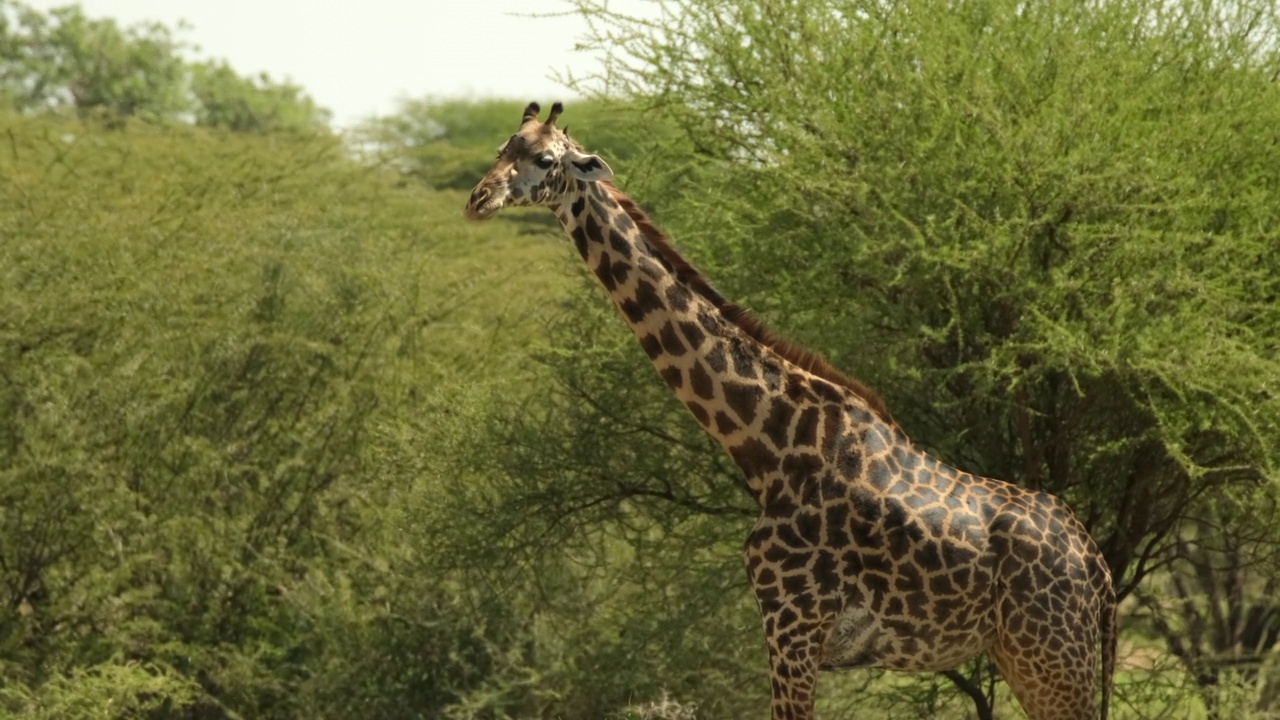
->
[551,181,841,502]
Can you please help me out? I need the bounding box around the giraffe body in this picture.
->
[464,102,1116,720]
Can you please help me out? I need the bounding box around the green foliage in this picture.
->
[0,660,201,719]
[0,0,187,120]
[0,110,568,718]
[0,0,330,131]
[190,61,331,133]
[411,302,769,717]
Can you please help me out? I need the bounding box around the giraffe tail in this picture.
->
[1099,581,1118,720]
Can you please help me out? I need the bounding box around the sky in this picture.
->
[25,0,658,129]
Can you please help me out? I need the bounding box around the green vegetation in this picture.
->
[2,0,1279,718]
[0,0,328,131]
[0,109,571,717]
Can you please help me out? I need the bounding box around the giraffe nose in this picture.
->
[464,187,491,219]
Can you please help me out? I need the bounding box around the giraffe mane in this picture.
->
[601,182,896,427]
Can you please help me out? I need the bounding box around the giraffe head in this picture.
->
[464,101,613,221]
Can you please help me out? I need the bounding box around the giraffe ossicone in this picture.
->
[464,102,1117,720]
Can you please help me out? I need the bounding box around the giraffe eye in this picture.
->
[533,156,554,170]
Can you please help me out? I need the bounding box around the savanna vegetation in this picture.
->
[2,0,1279,718]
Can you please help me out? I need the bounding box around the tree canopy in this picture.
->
[0,0,329,131]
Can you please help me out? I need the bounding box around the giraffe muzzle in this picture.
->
[467,186,507,221]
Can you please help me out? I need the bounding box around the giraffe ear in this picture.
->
[563,148,613,182]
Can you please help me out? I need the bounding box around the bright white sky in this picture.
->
[25,0,658,129]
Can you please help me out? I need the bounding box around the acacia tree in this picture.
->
[0,0,328,130]
[0,0,187,119]
[1135,490,1280,717]
[429,0,1280,715]
[190,60,330,133]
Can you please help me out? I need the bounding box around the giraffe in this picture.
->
[464,102,1117,720]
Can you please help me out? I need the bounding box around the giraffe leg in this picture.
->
[763,618,825,720]
[991,613,1100,720]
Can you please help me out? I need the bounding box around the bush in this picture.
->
[0,112,539,718]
